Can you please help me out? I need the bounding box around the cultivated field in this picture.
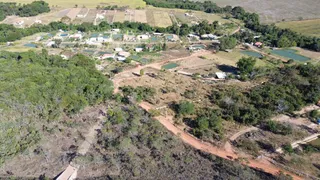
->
[0,0,146,8]
[193,0,320,23]
[276,19,320,37]
[152,11,173,27]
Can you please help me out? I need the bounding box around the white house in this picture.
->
[112,29,120,32]
[134,48,144,52]
[118,51,131,58]
[114,47,123,52]
[46,41,55,47]
[99,53,115,60]
[117,56,126,61]
[137,34,149,40]
[69,33,83,40]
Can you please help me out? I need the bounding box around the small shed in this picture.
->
[215,72,227,79]
[118,51,131,58]
[134,48,144,52]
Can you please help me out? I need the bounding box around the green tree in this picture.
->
[176,101,195,115]
[236,57,256,74]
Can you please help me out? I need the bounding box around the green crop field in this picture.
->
[0,0,146,8]
[276,19,320,37]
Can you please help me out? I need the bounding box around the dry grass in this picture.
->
[276,19,320,37]
[153,11,173,27]
[134,10,147,23]
[113,11,125,23]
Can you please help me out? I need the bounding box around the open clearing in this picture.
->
[276,19,320,37]
[0,0,146,8]
[193,0,320,23]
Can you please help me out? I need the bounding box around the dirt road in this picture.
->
[111,51,303,179]
[139,102,302,179]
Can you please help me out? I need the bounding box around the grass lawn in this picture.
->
[276,19,320,37]
[0,0,146,8]
[216,49,269,67]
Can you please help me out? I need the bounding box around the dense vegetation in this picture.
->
[0,1,50,21]
[210,62,320,125]
[143,0,320,52]
[74,103,277,179]
[0,50,113,165]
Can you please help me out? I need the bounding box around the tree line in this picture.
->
[0,20,218,42]
[0,1,50,21]
[143,0,320,52]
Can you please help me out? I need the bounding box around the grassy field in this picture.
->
[192,0,320,23]
[0,0,146,8]
[276,19,320,37]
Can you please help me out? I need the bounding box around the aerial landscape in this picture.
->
[0,0,319,179]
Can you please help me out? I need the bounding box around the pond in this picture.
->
[60,33,68,37]
[162,63,179,70]
[241,50,263,58]
[112,34,123,40]
[271,49,310,61]
[24,43,37,48]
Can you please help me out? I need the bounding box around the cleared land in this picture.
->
[113,11,125,23]
[193,0,320,23]
[276,19,320,37]
[153,11,173,27]
[134,10,147,23]
[0,0,146,8]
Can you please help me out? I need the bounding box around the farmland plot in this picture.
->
[134,10,147,23]
[153,11,172,27]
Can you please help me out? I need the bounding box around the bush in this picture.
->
[264,121,292,135]
[282,144,294,154]
[175,101,195,116]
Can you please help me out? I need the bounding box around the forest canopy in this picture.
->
[0,1,50,21]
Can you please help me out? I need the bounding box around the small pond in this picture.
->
[24,43,37,48]
[112,34,123,40]
[271,49,310,61]
[241,50,263,58]
[162,63,179,70]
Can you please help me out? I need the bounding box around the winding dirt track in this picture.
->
[112,51,303,180]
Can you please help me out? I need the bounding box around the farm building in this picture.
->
[46,41,55,47]
[153,32,163,36]
[137,35,150,40]
[69,33,83,40]
[201,34,218,40]
[134,48,144,52]
[215,72,227,79]
[118,51,131,58]
[117,57,126,61]
[99,53,115,60]
[114,48,123,52]
[254,42,263,48]
[188,34,200,40]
